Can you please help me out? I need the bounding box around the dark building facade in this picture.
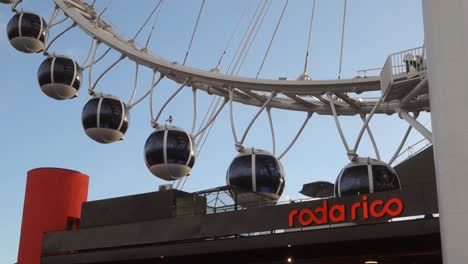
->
[40,147,439,264]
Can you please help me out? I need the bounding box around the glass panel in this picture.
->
[255,155,282,194]
[187,143,196,168]
[20,13,42,38]
[37,58,52,86]
[228,155,253,191]
[82,98,99,129]
[166,131,191,165]
[73,66,83,90]
[53,58,75,85]
[99,98,123,130]
[372,165,401,192]
[339,165,370,196]
[144,131,165,166]
[7,14,20,39]
[334,169,343,196]
[118,106,130,134]
[38,17,47,43]
[277,177,285,196]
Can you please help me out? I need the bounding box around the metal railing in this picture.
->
[392,138,432,166]
[390,46,426,76]
[380,46,426,94]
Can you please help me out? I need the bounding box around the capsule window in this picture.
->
[187,147,196,168]
[7,14,20,39]
[144,132,165,166]
[255,155,282,193]
[53,57,76,85]
[372,165,400,192]
[38,58,52,86]
[228,155,253,191]
[166,131,191,165]
[99,99,123,130]
[119,107,130,133]
[73,67,83,90]
[339,165,370,196]
[20,13,43,38]
[82,98,99,129]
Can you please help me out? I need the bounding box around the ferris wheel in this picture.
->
[1,0,430,206]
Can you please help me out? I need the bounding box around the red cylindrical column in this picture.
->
[17,168,89,264]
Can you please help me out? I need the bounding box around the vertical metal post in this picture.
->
[423,1,468,263]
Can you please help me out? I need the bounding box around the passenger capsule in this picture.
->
[81,95,130,143]
[144,126,196,181]
[37,56,82,100]
[7,12,47,53]
[226,148,285,207]
[334,157,401,197]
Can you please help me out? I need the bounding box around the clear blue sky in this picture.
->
[0,0,424,262]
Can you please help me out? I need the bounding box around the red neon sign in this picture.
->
[288,195,404,227]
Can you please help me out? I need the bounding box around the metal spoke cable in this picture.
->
[226,1,272,150]
[353,96,383,153]
[97,0,112,19]
[194,99,228,138]
[215,0,252,70]
[229,89,240,145]
[45,23,76,52]
[197,96,217,132]
[128,71,164,109]
[338,0,347,79]
[191,88,197,135]
[303,0,316,74]
[46,7,60,29]
[180,98,226,191]
[255,0,289,79]
[239,93,276,145]
[236,0,271,76]
[127,63,140,105]
[226,0,264,74]
[49,16,69,28]
[81,38,96,67]
[229,0,268,75]
[46,5,73,29]
[131,0,163,42]
[130,71,164,109]
[87,40,101,94]
[182,0,206,65]
[153,81,188,125]
[197,96,224,144]
[360,115,381,160]
[266,108,276,155]
[144,0,165,49]
[389,124,413,165]
[278,112,313,160]
[327,93,351,153]
[90,54,126,94]
[83,47,112,69]
[148,72,165,121]
[232,0,271,76]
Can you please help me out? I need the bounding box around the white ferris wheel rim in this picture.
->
[54,0,428,116]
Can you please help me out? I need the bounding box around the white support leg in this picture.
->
[423,1,468,263]
[396,109,432,143]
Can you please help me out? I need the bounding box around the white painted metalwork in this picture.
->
[423,1,468,262]
[266,108,276,155]
[153,81,188,126]
[396,109,432,143]
[239,93,276,146]
[277,112,313,160]
[54,0,429,116]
